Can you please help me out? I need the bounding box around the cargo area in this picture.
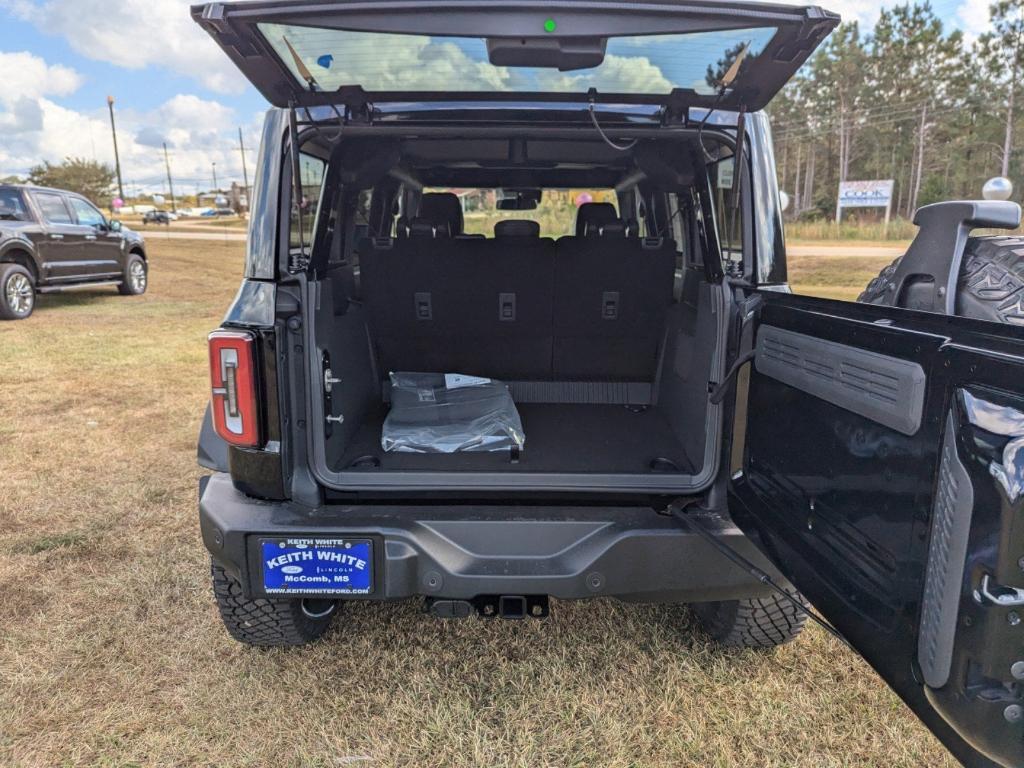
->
[299,133,736,493]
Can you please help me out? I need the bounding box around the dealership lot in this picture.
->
[0,239,948,767]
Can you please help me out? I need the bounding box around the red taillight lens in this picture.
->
[208,330,260,448]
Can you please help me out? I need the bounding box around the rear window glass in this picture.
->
[710,158,744,274]
[425,188,617,238]
[291,153,327,249]
[33,192,73,225]
[258,25,777,97]
[0,189,28,221]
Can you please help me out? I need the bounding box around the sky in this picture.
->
[0,0,992,196]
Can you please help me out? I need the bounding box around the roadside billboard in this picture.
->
[837,180,895,224]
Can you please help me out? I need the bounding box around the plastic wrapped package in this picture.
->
[382,373,526,454]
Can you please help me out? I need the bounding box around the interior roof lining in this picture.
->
[313,132,720,189]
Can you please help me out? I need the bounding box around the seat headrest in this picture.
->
[576,202,618,237]
[599,221,627,238]
[409,217,452,238]
[418,193,464,236]
[495,220,540,238]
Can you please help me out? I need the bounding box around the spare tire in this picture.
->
[858,236,1024,325]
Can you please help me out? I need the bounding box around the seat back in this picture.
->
[554,221,676,381]
[359,206,677,384]
[359,219,555,380]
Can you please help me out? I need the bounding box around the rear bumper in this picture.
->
[200,473,775,603]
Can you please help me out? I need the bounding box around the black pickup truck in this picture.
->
[0,184,148,320]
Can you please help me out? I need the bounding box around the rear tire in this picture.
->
[211,560,336,647]
[692,586,808,649]
[0,263,36,320]
[119,253,148,296]
[859,235,1024,324]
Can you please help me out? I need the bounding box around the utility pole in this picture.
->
[212,162,219,192]
[238,127,250,212]
[911,102,928,216]
[163,143,177,213]
[107,96,125,203]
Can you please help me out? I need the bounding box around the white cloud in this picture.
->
[537,54,674,93]
[0,50,263,194]
[957,0,993,39]
[772,0,887,26]
[0,50,84,101]
[1,0,246,93]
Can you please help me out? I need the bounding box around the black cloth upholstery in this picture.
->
[358,212,676,383]
[575,202,618,237]
[418,193,464,235]
[408,217,451,238]
[554,222,676,380]
[495,220,541,238]
[359,234,555,380]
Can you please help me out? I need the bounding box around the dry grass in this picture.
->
[0,240,954,767]
[788,249,899,302]
[785,219,919,243]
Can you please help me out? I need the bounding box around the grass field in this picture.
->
[0,239,953,768]
[788,250,898,302]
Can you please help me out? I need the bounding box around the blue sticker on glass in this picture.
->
[262,539,372,595]
[317,54,334,70]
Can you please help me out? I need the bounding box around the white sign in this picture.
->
[717,159,735,190]
[838,180,894,209]
[837,179,895,224]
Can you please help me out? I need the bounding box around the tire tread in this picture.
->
[858,236,1024,325]
[693,587,808,649]
[211,561,333,648]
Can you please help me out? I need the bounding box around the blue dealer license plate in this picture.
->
[260,538,373,596]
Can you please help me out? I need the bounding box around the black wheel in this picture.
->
[119,253,148,296]
[211,560,337,647]
[692,586,808,649]
[0,263,36,320]
[859,235,1024,324]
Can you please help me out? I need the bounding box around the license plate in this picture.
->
[260,538,373,596]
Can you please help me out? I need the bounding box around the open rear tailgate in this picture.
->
[192,0,838,111]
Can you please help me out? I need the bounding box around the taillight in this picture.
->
[208,330,260,448]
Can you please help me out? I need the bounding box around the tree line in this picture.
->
[769,0,1023,221]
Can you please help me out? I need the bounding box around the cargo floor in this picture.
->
[336,403,694,474]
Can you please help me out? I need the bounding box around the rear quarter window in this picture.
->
[290,154,327,250]
[0,189,29,221]
[33,192,74,225]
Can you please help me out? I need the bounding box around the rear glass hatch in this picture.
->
[192,1,838,113]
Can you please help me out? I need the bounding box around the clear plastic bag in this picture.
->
[382,373,526,454]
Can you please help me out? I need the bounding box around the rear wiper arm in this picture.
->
[283,36,321,92]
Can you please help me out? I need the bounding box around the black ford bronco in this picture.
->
[194,3,1024,765]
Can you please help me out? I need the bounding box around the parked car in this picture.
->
[0,184,147,320]
[143,210,177,225]
[194,3,1024,766]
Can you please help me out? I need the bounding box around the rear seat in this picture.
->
[360,199,555,380]
[553,204,677,381]
[359,198,677,384]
